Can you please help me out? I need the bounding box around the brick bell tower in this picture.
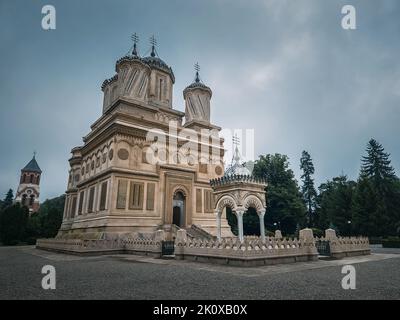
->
[15,153,42,214]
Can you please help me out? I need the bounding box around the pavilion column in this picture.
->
[215,210,222,240]
[236,210,245,242]
[258,209,266,242]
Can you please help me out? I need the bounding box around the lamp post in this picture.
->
[273,222,281,230]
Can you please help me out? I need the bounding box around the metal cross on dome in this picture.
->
[194,62,200,82]
[232,134,240,147]
[131,33,139,55]
[150,35,157,57]
[131,33,139,45]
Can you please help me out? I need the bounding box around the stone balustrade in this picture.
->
[36,237,163,257]
[174,233,318,266]
[315,235,370,258]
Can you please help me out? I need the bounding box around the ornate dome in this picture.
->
[142,46,175,83]
[183,67,212,96]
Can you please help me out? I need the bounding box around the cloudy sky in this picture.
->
[0,0,399,200]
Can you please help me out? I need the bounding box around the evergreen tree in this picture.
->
[2,189,14,209]
[315,175,356,236]
[300,151,317,227]
[361,139,396,182]
[253,154,307,235]
[353,139,400,236]
[0,203,29,245]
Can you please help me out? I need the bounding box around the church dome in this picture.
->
[183,65,212,97]
[142,56,175,83]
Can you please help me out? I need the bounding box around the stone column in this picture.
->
[215,210,222,240]
[258,209,266,242]
[236,210,244,242]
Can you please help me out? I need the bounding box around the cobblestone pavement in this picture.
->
[0,246,399,300]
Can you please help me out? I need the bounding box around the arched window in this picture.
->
[29,195,35,206]
[30,174,34,183]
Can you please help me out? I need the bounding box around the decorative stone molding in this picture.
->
[243,195,264,212]
[215,195,237,213]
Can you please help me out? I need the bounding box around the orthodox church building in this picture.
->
[58,36,235,239]
[15,154,42,213]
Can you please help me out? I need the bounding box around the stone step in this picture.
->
[161,255,175,259]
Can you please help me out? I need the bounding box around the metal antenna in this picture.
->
[194,62,200,82]
[131,33,139,56]
[150,35,157,57]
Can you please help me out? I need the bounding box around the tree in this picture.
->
[253,154,307,235]
[2,189,14,210]
[315,175,356,236]
[361,139,396,182]
[300,151,317,227]
[352,139,400,236]
[0,204,29,245]
[31,195,65,239]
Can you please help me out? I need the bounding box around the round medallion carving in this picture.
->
[117,148,129,160]
[215,166,223,175]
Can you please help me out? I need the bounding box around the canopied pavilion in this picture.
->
[210,146,267,242]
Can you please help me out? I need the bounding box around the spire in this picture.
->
[131,33,139,56]
[22,153,42,173]
[150,35,157,57]
[194,62,200,83]
[232,134,241,164]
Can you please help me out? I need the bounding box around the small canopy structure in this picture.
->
[210,145,267,242]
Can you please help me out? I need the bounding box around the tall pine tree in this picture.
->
[353,139,400,236]
[1,189,14,210]
[300,151,317,227]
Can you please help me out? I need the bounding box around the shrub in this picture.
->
[381,237,400,248]
[311,228,324,238]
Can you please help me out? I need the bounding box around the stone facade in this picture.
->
[57,41,233,240]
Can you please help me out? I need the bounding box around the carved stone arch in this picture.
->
[243,195,264,213]
[172,185,189,198]
[215,195,238,214]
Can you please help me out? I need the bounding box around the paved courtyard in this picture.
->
[0,246,399,300]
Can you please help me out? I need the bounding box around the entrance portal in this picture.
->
[172,191,185,227]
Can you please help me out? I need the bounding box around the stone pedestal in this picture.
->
[275,230,283,239]
[176,229,187,244]
[299,228,314,243]
[325,228,337,240]
[154,230,166,242]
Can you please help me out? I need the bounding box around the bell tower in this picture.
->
[15,153,42,214]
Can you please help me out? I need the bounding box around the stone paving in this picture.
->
[0,246,399,299]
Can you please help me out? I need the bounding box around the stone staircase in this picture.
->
[186,224,216,240]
